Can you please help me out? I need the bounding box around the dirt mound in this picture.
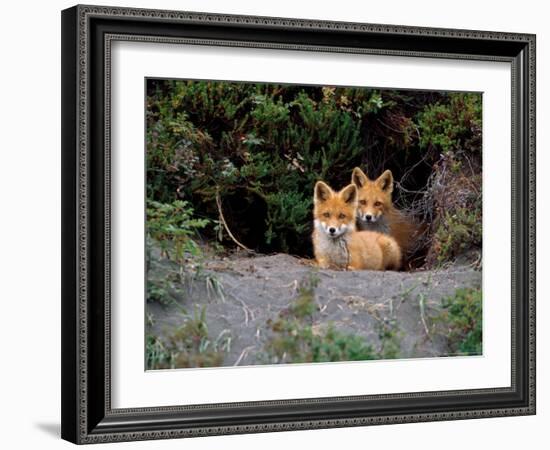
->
[147,253,481,368]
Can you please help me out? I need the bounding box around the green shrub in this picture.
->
[437,288,482,355]
[147,80,483,263]
[417,93,482,155]
[433,201,482,264]
[416,93,483,267]
[147,82,420,255]
[146,199,209,263]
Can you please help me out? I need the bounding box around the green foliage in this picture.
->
[434,200,483,264]
[265,314,378,365]
[409,93,483,266]
[417,93,482,155]
[310,326,379,363]
[147,80,483,262]
[263,273,399,364]
[147,81,421,255]
[146,306,232,369]
[436,288,482,355]
[146,199,209,263]
[376,319,402,360]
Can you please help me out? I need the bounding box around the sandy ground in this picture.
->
[147,251,481,367]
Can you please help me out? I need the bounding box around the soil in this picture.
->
[147,251,481,368]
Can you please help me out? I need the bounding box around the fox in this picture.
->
[351,167,420,260]
[312,181,402,271]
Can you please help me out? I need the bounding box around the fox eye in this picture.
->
[338,213,346,219]
[359,200,367,205]
[374,201,382,207]
[323,212,330,218]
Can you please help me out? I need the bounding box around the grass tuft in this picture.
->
[146,305,232,369]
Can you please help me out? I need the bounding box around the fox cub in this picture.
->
[312,181,401,271]
[351,167,419,258]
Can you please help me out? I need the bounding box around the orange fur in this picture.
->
[312,181,401,271]
[351,167,420,258]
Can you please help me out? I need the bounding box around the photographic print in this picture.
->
[145,79,483,370]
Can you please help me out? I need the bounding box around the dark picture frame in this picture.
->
[61,4,536,444]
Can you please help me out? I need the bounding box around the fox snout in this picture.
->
[357,210,380,223]
[315,220,349,238]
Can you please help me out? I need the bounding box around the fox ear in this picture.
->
[314,181,333,203]
[340,184,358,205]
[351,167,369,188]
[376,170,394,193]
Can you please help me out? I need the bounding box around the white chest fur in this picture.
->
[313,228,350,268]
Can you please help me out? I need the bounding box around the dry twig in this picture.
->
[215,188,253,253]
